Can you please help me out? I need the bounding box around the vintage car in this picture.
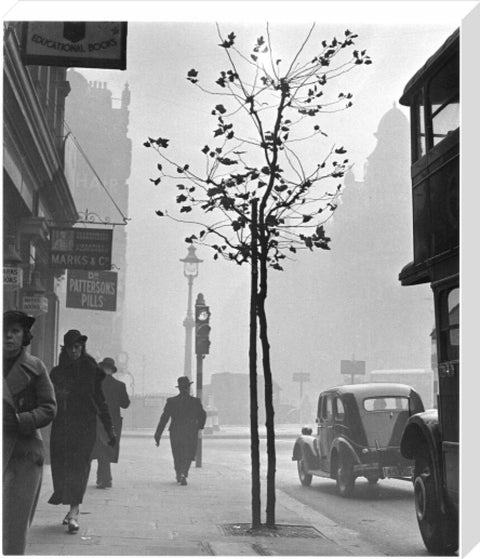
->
[292,383,425,497]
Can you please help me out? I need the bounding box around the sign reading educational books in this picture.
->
[66,270,117,312]
[49,227,112,270]
[21,22,127,70]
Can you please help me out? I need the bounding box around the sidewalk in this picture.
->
[26,439,381,556]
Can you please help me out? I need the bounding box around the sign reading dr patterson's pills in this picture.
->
[66,270,117,312]
[21,22,127,70]
[49,228,112,270]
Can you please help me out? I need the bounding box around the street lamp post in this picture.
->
[180,245,202,377]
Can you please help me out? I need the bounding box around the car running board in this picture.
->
[306,469,332,479]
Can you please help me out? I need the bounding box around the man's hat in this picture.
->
[99,357,117,373]
[63,329,88,347]
[176,376,194,388]
[4,310,35,329]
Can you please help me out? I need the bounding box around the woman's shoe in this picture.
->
[67,518,79,533]
[62,514,70,525]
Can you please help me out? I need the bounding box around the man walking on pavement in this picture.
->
[154,376,206,485]
[90,357,130,489]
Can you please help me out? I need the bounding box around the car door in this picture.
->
[318,393,333,468]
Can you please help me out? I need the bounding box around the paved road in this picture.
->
[202,437,428,556]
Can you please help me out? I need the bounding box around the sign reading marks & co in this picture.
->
[66,270,117,312]
[49,227,113,270]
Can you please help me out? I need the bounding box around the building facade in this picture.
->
[3,22,77,369]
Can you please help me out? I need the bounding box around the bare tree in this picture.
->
[145,23,371,527]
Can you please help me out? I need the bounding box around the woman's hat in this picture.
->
[99,357,117,373]
[63,329,88,347]
[4,310,35,329]
[176,376,194,388]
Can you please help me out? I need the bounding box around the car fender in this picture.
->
[331,437,361,466]
[292,435,318,467]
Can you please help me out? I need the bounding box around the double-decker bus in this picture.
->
[398,29,459,555]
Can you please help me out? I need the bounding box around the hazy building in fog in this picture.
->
[268,103,433,402]
[60,71,131,360]
[329,102,433,374]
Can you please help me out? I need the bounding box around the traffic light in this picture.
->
[195,303,211,355]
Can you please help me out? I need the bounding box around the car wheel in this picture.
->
[414,453,458,555]
[297,451,312,487]
[336,453,355,497]
[367,475,379,485]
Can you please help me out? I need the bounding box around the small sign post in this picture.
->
[340,360,366,384]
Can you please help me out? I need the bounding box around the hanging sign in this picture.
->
[340,360,366,376]
[49,227,112,270]
[66,269,117,311]
[20,22,127,70]
[3,266,23,290]
[21,295,49,315]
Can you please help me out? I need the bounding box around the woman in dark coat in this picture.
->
[48,330,116,533]
[3,311,57,555]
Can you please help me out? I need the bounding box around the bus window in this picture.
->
[447,288,459,357]
[333,397,345,421]
[412,92,426,161]
[428,56,459,146]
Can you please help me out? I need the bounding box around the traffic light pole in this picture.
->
[196,353,203,468]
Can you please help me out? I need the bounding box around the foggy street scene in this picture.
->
[2,1,475,557]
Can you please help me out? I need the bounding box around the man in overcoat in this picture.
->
[91,357,130,488]
[154,376,206,485]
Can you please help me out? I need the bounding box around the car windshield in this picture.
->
[363,397,409,412]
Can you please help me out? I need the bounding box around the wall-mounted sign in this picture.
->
[3,266,23,290]
[21,22,127,70]
[50,227,112,270]
[21,294,49,315]
[66,269,117,311]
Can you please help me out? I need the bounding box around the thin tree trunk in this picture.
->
[258,247,276,528]
[249,199,261,529]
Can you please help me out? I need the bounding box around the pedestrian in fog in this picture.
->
[90,357,130,489]
[48,330,116,533]
[154,376,206,486]
[3,311,56,555]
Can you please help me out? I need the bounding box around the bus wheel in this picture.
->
[414,454,446,554]
[336,454,355,497]
[297,451,312,487]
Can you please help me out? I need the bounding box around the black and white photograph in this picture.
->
[2,1,478,556]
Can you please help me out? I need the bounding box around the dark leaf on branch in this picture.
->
[261,166,270,175]
[180,206,192,213]
[214,128,224,137]
[302,215,313,223]
[143,141,151,148]
[251,54,258,62]
[335,146,347,154]
[155,210,165,217]
[218,157,238,166]
[226,131,234,140]
[215,104,227,114]
[201,145,210,154]
[176,194,187,203]
[149,178,161,185]
[275,184,288,193]
[155,137,169,148]
[219,32,236,49]
[289,246,297,253]
[157,163,163,171]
